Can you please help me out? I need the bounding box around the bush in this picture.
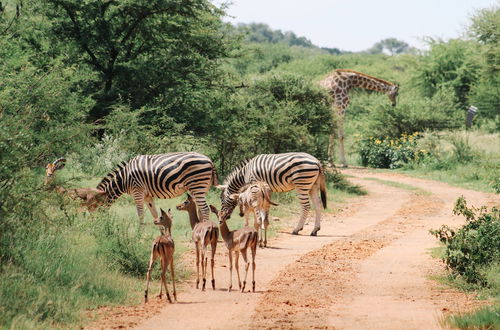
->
[358,132,428,168]
[430,196,500,286]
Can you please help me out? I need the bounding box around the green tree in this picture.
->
[367,38,412,55]
[41,0,236,125]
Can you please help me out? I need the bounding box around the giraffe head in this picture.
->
[387,84,399,107]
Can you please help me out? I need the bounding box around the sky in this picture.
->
[214,0,498,52]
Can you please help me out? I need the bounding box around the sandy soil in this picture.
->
[86,169,499,330]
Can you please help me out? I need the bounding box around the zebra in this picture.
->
[90,152,218,224]
[216,152,327,236]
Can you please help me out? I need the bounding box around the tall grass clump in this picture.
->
[430,197,499,329]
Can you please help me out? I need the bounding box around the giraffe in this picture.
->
[319,69,399,167]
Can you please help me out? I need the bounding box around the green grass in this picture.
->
[447,306,500,329]
[362,177,431,195]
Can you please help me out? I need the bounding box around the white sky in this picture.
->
[214,0,498,51]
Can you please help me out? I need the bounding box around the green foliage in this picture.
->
[358,132,428,168]
[366,38,414,55]
[206,72,333,174]
[233,23,316,48]
[431,197,500,286]
[368,87,462,138]
[413,39,481,107]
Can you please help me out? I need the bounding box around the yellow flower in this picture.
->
[375,139,382,144]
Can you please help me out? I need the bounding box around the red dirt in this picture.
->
[85,169,498,330]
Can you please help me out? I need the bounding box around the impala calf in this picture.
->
[45,158,106,211]
[210,205,257,293]
[144,209,177,303]
[176,194,218,290]
[231,181,278,247]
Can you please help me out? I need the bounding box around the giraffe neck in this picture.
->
[348,74,393,93]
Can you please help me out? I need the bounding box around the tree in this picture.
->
[368,38,410,55]
[41,0,236,124]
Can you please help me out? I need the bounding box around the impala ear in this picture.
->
[209,204,219,215]
[215,185,228,190]
[229,193,240,201]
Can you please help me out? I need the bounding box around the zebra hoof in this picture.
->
[292,230,299,235]
[310,229,319,236]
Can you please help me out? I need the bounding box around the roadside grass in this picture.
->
[361,177,431,195]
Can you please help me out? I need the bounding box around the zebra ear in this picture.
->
[215,185,228,191]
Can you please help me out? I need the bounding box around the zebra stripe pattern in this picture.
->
[219,152,327,236]
[96,152,218,223]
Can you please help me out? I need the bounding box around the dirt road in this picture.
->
[89,169,498,329]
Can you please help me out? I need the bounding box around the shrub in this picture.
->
[358,132,428,168]
[430,196,500,286]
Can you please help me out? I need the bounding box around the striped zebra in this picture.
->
[93,152,218,223]
[217,152,327,236]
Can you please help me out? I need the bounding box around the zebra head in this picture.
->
[216,184,238,221]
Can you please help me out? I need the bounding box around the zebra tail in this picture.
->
[211,165,219,186]
[319,168,327,209]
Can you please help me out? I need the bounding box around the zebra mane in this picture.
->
[223,158,251,185]
[96,160,128,190]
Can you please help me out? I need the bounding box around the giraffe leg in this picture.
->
[292,189,310,235]
[309,183,322,236]
[338,116,348,167]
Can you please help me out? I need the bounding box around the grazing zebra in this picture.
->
[217,152,327,236]
[92,152,218,223]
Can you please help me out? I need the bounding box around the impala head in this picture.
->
[215,184,237,221]
[155,208,173,233]
[45,157,66,185]
[209,204,230,225]
[387,84,399,107]
[176,193,194,211]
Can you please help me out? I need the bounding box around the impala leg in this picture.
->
[211,236,217,290]
[235,250,242,290]
[227,249,233,292]
[251,244,257,292]
[201,245,207,291]
[309,184,322,236]
[292,189,310,235]
[160,257,172,303]
[144,253,156,303]
[241,249,250,292]
[264,213,269,247]
[195,242,200,289]
[170,258,177,301]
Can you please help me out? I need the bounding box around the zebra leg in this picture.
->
[133,191,146,225]
[191,191,210,222]
[309,183,322,236]
[292,189,310,235]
